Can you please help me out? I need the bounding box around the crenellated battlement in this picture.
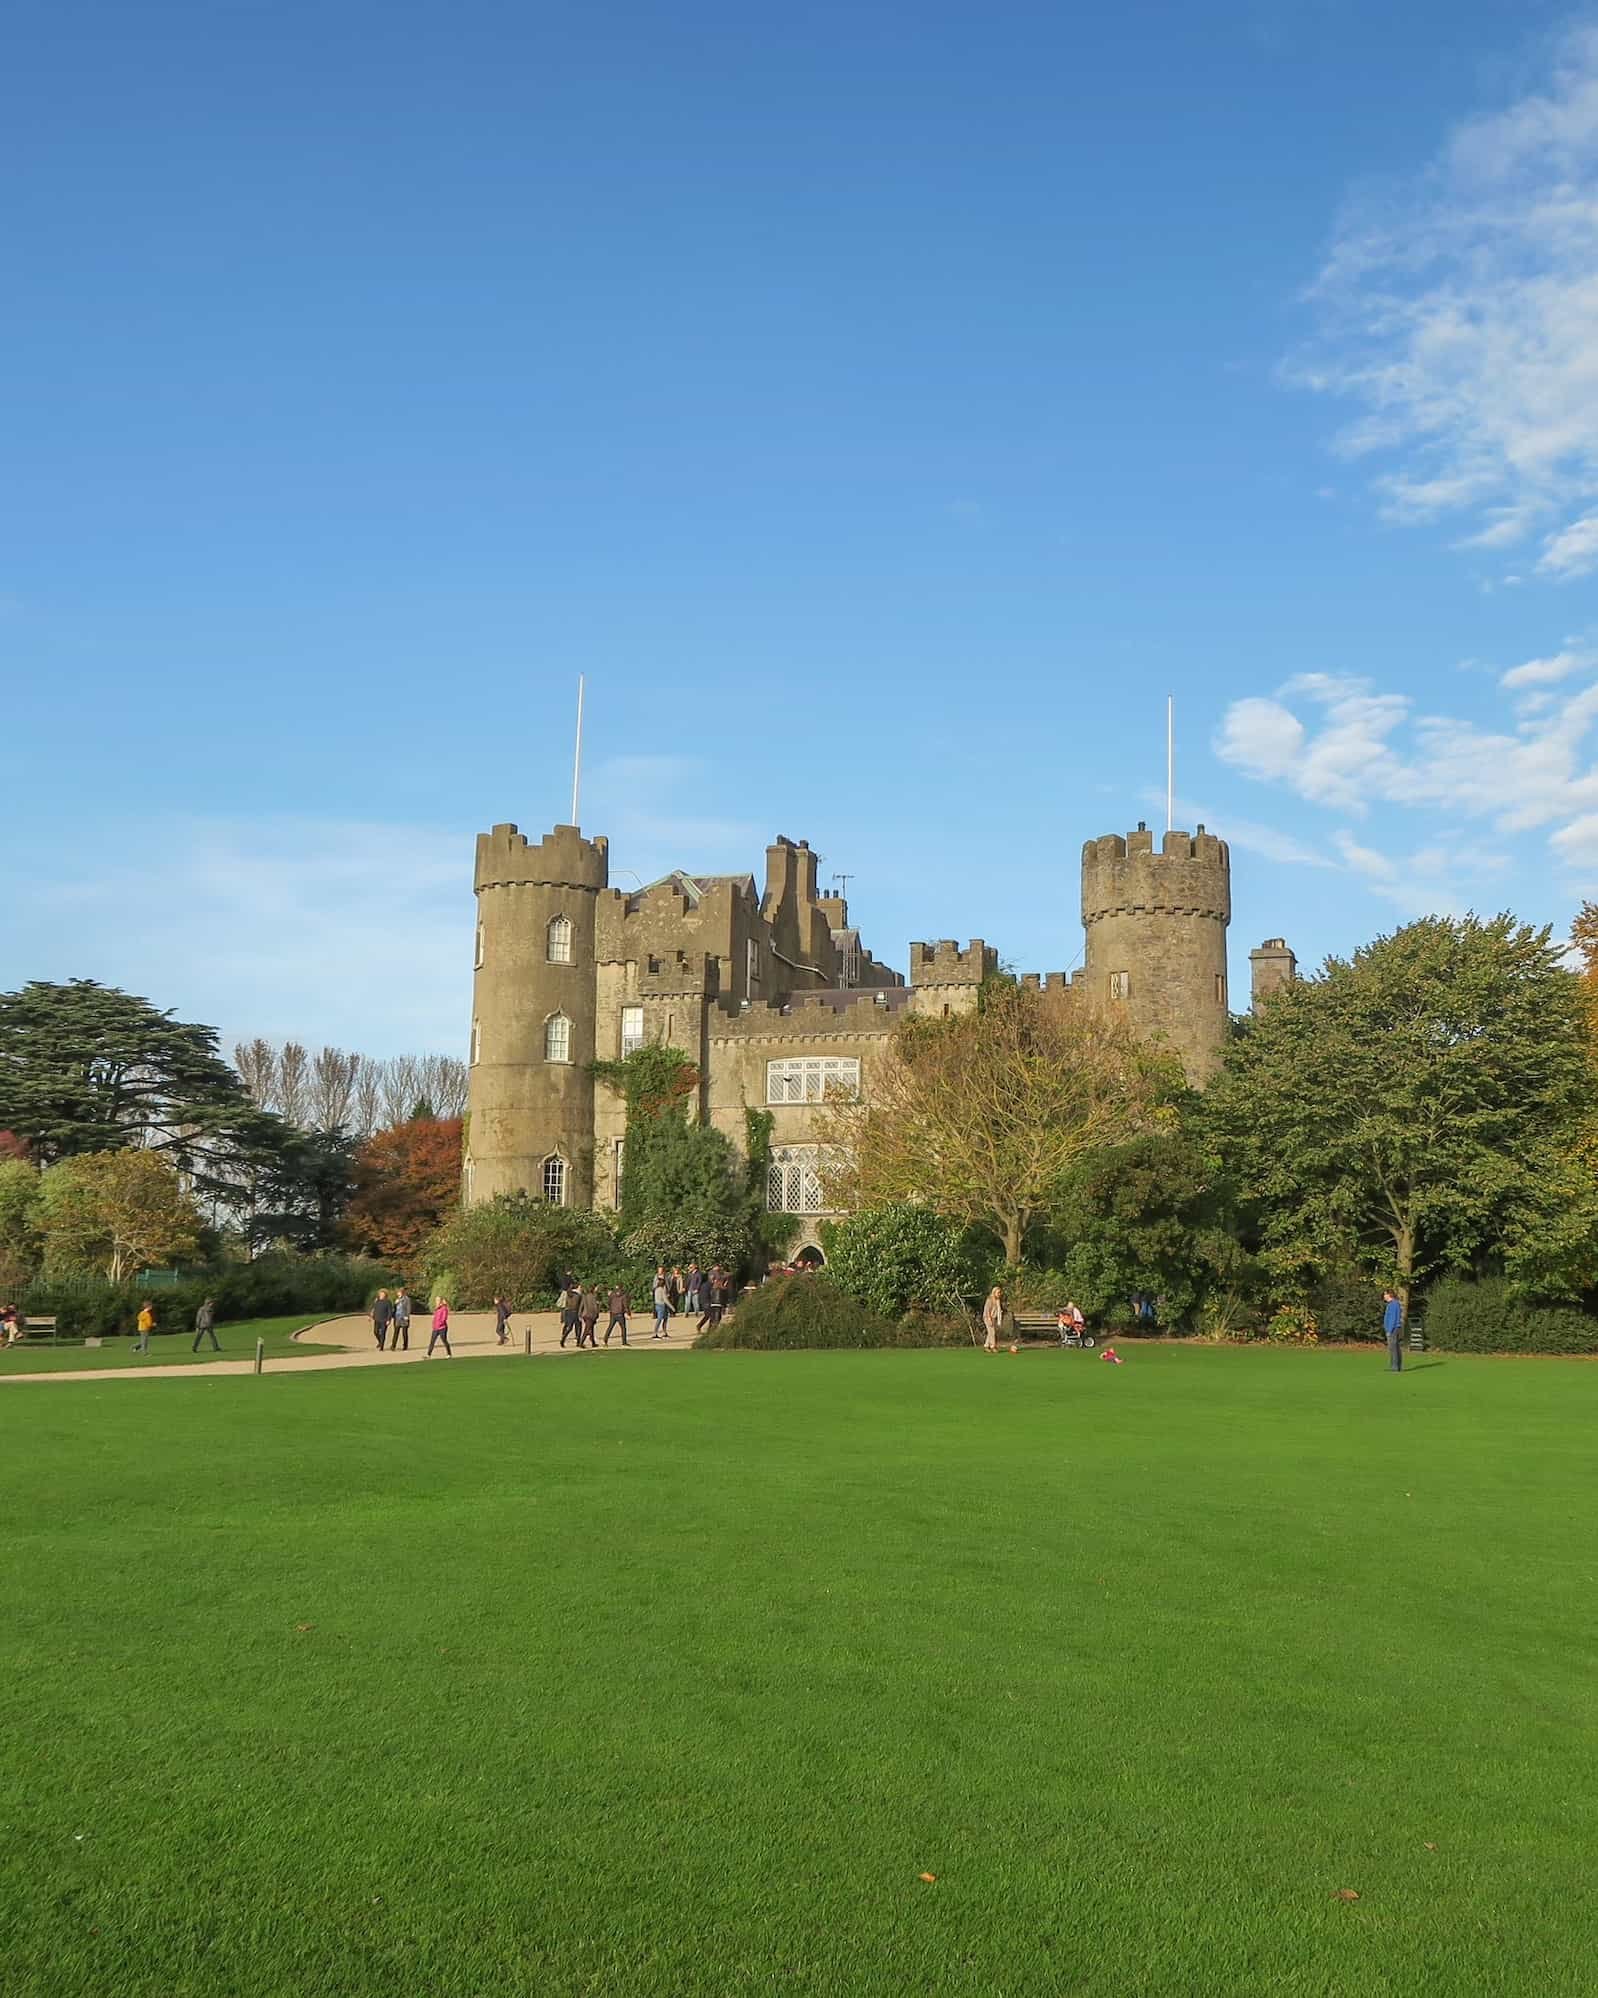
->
[639,950,721,996]
[1081,823,1230,926]
[907,939,996,983]
[475,822,610,894]
[1018,972,1074,995]
[710,987,910,1038]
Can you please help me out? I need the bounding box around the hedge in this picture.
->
[1423,1276,1598,1356]
[696,1274,971,1351]
[32,1253,400,1340]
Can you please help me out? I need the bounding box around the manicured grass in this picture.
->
[2,1347,1593,1995]
[0,1314,344,1372]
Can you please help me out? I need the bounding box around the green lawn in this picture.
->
[0,1315,345,1372]
[2,1347,1593,1996]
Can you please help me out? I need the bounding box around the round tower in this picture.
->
[466,822,608,1208]
[1079,822,1231,1085]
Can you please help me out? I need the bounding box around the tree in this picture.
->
[0,1158,43,1296]
[38,1149,203,1282]
[1049,1129,1251,1328]
[592,1047,757,1270]
[1203,914,1595,1308]
[247,1127,358,1253]
[274,1042,309,1126]
[378,1056,422,1130]
[822,982,1178,1266]
[307,1046,360,1132]
[233,1038,278,1108]
[352,1063,384,1138]
[343,1116,463,1262]
[0,980,290,1200]
[820,1203,976,1317]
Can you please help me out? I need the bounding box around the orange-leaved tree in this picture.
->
[343,1116,463,1264]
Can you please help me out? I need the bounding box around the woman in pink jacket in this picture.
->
[427,1298,453,1358]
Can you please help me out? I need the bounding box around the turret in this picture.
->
[1079,823,1231,1084]
[1249,937,1297,1009]
[907,940,996,1017]
[466,823,609,1207]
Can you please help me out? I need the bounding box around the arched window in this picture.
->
[542,1155,567,1206]
[546,915,573,964]
[544,1013,572,1063]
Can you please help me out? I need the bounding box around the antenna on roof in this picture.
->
[832,871,853,901]
[570,674,585,828]
[1166,694,1174,835]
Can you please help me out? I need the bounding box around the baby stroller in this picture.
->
[1056,1311,1096,1350]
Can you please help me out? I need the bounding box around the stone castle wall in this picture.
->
[466,815,1284,1213]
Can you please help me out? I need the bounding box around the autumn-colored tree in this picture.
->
[343,1116,463,1263]
[38,1148,203,1282]
[820,982,1178,1267]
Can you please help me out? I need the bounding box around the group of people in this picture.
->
[369,1287,456,1357]
[558,1262,736,1348]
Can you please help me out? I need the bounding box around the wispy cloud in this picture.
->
[1213,657,1598,881]
[1290,24,1598,578]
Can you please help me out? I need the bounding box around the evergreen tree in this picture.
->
[0,980,289,1201]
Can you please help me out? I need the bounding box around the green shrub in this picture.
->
[696,1274,902,1350]
[421,1197,647,1309]
[44,1252,397,1339]
[1308,1269,1384,1343]
[820,1204,977,1319]
[1423,1276,1598,1356]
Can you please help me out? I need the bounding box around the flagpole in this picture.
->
[1166,694,1174,834]
[571,674,585,827]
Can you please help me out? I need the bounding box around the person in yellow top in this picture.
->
[134,1299,157,1354]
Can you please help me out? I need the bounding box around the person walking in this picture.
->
[668,1266,684,1317]
[685,1261,703,1320]
[604,1284,630,1346]
[577,1284,602,1349]
[391,1287,412,1352]
[559,1279,583,1348]
[1382,1290,1405,1373]
[652,1269,672,1339]
[371,1289,394,1352]
[695,1266,719,1334]
[982,1285,1005,1353]
[191,1297,220,1353]
[493,1294,513,1346]
[134,1298,157,1354]
[427,1297,453,1357]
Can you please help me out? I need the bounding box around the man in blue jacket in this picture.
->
[1381,1290,1404,1371]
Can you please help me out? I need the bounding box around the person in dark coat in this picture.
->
[370,1290,394,1351]
[559,1281,582,1347]
[578,1286,601,1348]
[192,1298,220,1353]
[604,1285,630,1346]
[391,1288,412,1351]
[493,1294,513,1346]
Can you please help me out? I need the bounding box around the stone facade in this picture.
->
[465,818,1291,1240]
[1079,821,1232,1084]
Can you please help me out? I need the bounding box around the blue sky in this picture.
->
[5,0,1597,1056]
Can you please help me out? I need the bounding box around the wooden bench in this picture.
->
[1010,1312,1096,1346]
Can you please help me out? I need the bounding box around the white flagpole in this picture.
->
[1166,694,1174,834]
[570,674,585,827]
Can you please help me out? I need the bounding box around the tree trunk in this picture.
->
[1395,1221,1415,1322]
[1000,1213,1023,1268]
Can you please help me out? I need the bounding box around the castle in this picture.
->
[464,818,1296,1253]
